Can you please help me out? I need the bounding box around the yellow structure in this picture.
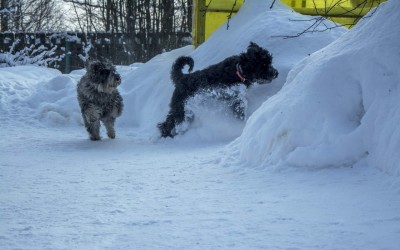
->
[281,0,383,27]
[192,0,384,46]
[192,0,244,47]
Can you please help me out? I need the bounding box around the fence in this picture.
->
[0,32,192,73]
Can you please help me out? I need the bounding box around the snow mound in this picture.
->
[0,66,61,118]
[27,75,81,126]
[0,0,345,143]
[118,0,345,141]
[229,0,400,176]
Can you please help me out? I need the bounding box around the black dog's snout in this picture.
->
[271,68,278,79]
[115,74,121,82]
[274,68,279,78]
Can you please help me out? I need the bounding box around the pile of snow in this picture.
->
[227,0,400,176]
[119,0,346,141]
[0,66,81,126]
[1,1,400,249]
[0,0,345,143]
[0,66,61,119]
[3,0,399,177]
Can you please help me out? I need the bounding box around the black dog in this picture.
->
[77,61,123,140]
[158,42,278,138]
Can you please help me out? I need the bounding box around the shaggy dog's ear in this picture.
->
[84,60,90,70]
[87,61,105,75]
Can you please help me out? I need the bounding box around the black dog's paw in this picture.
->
[157,122,176,138]
[158,110,194,138]
[230,99,246,121]
[184,109,195,123]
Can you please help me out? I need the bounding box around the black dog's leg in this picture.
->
[230,99,246,120]
[158,89,188,138]
[158,104,186,138]
[158,113,176,138]
[214,87,247,121]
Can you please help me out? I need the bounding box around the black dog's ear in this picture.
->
[246,42,261,60]
[248,42,261,51]
[239,53,248,65]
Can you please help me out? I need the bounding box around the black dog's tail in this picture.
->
[171,56,194,85]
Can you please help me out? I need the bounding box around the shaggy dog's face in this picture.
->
[240,42,279,84]
[87,61,121,93]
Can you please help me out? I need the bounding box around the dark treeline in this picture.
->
[62,0,194,62]
[0,0,193,64]
[63,0,193,35]
[0,0,66,32]
[1,0,193,34]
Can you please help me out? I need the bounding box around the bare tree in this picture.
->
[63,0,192,34]
[271,0,383,39]
[1,0,67,32]
[22,0,66,31]
[0,0,8,31]
[0,0,20,32]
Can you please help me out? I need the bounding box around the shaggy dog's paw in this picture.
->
[90,134,101,141]
[107,130,116,139]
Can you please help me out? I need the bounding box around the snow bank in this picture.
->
[118,0,345,141]
[26,74,82,126]
[0,65,83,126]
[1,0,345,142]
[0,66,61,118]
[231,0,400,176]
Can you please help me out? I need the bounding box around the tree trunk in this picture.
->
[1,0,9,32]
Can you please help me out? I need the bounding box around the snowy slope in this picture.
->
[117,0,346,142]
[1,0,400,249]
[2,126,400,250]
[228,0,400,177]
[1,1,346,143]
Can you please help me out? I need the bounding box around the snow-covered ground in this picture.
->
[1,0,400,249]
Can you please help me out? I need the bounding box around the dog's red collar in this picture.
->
[236,63,247,82]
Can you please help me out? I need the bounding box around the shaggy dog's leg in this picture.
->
[88,122,101,141]
[102,105,122,139]
[101,116,116,139]
[101,107,122,139]
[83,105,102,141]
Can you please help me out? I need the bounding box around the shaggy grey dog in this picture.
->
[158,42,279,138]
[77,61,123,141]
